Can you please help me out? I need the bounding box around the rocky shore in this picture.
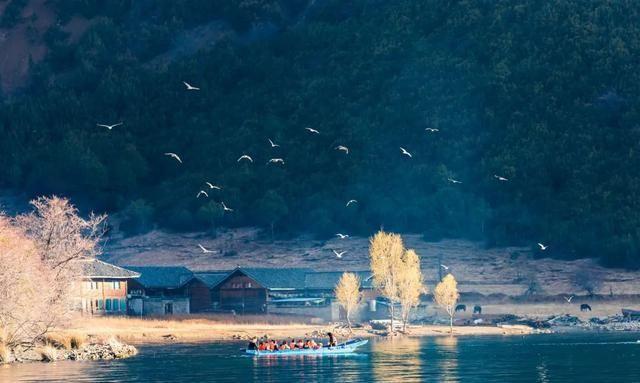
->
[8,337,137,364]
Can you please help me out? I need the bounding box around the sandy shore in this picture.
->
[60,315,534,344]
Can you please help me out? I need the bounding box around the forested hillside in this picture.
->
[2,0,640,267]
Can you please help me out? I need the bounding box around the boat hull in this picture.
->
[245,339,368,356]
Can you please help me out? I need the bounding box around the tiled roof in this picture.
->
[77,259,140,279]
[124,266,194,288]
[304,271,374,290]
[194,271,231,288]
[240,268,312,289]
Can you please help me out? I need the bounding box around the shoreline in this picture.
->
[58,316,542,346]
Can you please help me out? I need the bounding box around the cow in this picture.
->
[473,305,482,314]
[580,304,592,312]
[455,304,466,312]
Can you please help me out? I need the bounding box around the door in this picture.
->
[164,302,174,315]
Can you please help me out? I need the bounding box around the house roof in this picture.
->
[77,259,140,279]
[304,271,374,290]
[124,266,194,289]
[194,271,231,288]
[209,267,312,290]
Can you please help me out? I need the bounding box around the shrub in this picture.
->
[70,333,86,350]
[0,342,10,363]
[44,334,71,350]
[38,345,58,362]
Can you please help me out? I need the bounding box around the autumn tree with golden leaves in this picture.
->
[334,272,361,332]
[434,273,460,334]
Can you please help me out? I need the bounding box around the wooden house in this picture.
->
[124,266,197,315]
[75,259,140,316]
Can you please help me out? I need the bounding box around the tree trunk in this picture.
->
[389,304,395,333]
[449,315,453,334]
[346,312,352,333]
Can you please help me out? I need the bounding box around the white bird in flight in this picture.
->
[205,182,221,190]
[183,81,200,90]
[400,147,412,158]
[268,138,280,148]
[164,152,182,163]
[335,145,349,154]
[440,264,449,270]
[97,122,122,130]
[346,199,358,207]
[564,295,574,303]
[538,243,548,251]
[448,177,462,184]
[336,233,349,239]
[196,190,209,198]
[494,175,509,181]
[237,155,253,163]
[198,244,215,253]
[425,128,439,132]
[333,250,346,258]
[305,127,320,134]
[267,158,285,165]
[221,202,233,212]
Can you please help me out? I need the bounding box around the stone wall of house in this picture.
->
[128,297,190,316]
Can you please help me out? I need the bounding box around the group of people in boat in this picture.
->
[247,332,337,352]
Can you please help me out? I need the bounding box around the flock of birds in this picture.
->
[97,80,549,259]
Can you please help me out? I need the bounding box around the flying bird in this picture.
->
[305,127,320,134]
[183,81,200,90]
[237,155,253,163]
[335,145,349,154]
[97,122,122,130]
[198,244,215,254]
[164,152,182,163]
[268,138,280,148]
[448,177,462,184]
[538,243,548,251]
[400,147,412,158]
[564,295,574,303]
[336,233,349,239]
[440,264,449,270]
[494,175,509,181]
[221,202,233,212]
[267,158,285,165]
[196,190,209,198]
[333,250,346,258]
[425,128,439,132]
[205,182,221,190]
[346,199,358,207]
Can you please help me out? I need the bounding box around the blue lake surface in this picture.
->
[2,333,640,382]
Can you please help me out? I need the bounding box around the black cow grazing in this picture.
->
[455,304,467,312]
[473,305,482,314]
[580,304,592,312]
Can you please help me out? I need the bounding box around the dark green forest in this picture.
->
[2,0,640,267]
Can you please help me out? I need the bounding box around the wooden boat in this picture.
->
[622,308,640,318]
[245,339,368,356]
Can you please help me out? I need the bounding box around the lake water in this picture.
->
[1,333,640,382]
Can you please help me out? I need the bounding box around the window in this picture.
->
[113,281,121,289]
[120,299,127,312]
[246,282,252,288]
[231,283,242,289]
[97,299,103,310]
[105,299,112,311]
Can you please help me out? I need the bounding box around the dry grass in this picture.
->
[0,342,10,364]
[69,333,86,350]
[37,345,58,362]
[61,315,322,343]
[44,333,72,350]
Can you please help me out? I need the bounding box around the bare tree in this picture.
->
[16,196,106,270]
[0,215,57,350]
[334,272,361,332]
[369,231,405,332]
[398,249,425,332]
[434,274,460,334]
